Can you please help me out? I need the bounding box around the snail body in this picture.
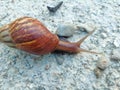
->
[0,17,98,55]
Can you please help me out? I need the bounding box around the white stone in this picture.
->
[76,23,97,33]
[56,23,77,37]
[114,37,120,47]
[111,49,120,61]
[97,55,110,70]
[101,33,107,38]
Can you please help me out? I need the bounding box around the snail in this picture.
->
[0,17,99,55]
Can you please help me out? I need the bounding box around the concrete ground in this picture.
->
[0,0,120,90]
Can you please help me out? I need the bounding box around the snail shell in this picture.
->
[0,17,59,54]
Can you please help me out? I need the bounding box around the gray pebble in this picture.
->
[111,49,120,61]
[45,64,51,70]
[94,67,103,78]
[101,33,107,39]
[56,57,64,65]
[76,23,97,33]
[47,1,63,13]
[56,23,97,37]
[97,55,110,70]
[56,24,78,37]
[55,55,64,65]
[113,37,120,47]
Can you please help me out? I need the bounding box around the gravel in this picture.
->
[111,49,120,61]
[0,0,120,90]
[56,23,77,37]
[96,55,110,70]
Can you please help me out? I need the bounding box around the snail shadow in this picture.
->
[52,50,79,65]
[16,49,76,67]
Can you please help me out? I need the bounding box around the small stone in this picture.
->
[111,49,120,61]
[56,58,64,65]
[55,55,64,65]
[101,33,107,39]
[56,23,97,37]
[56,24,77,37]
[47,1,63,13]
[76,23,97,33]
[94,67,103,78]
[97,55,110,70]
[114,37,120,47]
[45,64,51,70]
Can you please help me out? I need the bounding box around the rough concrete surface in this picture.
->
[0,0,120,90]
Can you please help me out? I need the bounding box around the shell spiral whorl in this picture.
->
[0,17,59,55]
[0,24,15,47]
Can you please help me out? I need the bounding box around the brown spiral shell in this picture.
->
[9,17,59,55]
